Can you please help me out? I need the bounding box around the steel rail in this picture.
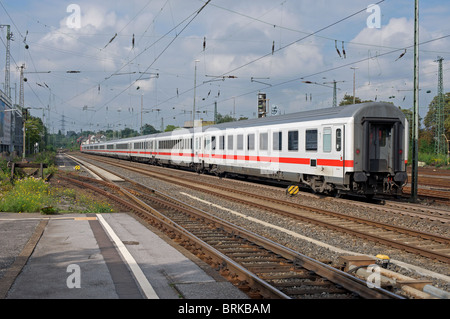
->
[74,154,450,264]
[61,173,401,299]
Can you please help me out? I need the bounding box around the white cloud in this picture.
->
[5,0,449,132]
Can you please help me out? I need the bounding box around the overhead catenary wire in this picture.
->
[2,0,448,133]
[89,0,212,123]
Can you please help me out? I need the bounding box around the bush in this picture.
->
[0,177,52,213]
[418,153,449,167]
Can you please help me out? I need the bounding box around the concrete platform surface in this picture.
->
[0,213,248,299]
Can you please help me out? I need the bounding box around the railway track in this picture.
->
[60,174,400,299]
[73,154,450,265]
[401,187,450,204]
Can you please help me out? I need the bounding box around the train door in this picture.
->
[368,124,393,172]
[333,125,345,179]
[194,135,202,164]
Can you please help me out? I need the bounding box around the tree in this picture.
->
[339,94,373,106]
[120,127,139,138]
[423,92,450,140]
[216,113,235,124]
[164,125,179,132]
[141,124,160,135]
[25,115,46,154]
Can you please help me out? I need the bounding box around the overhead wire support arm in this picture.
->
[203,75,237,84]
[138,72,160,80]
[251,77,272,87]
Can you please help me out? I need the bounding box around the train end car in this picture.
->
[81,102,408,199]
[346,102,408,197]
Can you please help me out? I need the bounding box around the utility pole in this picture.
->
[61,114,66,136]
[214,101,218,123]
[324,80,345,107]
[140,94,143,134]
[193,60,200,127]
[435,56,445,154]
[18,64,25,109]
[18,64,27,160]
[1,25,11,99]
[411,0,420,203]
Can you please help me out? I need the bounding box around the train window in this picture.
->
[305,130,318,151]
[107,145,114,150]
[273,132,282,151]
[379,128,389,147]
[336,129,342,152]
[288,131,299,151]
[211,136,216,151]
[248,134,255,150]
[323,128,332,153]
[204,137,211,151]
[227,135,234,150]
[117,143,128,150]
[237,135,244,150]
[260,133,268,151]
[219,136,225,150]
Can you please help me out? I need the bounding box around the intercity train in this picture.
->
[81,102,409,197]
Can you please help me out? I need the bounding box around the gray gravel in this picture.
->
[77,158,450,294]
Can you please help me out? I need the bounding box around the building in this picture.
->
[0,89,23,155]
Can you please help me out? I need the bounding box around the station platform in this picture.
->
[57,153,124,182]
[0,212,249,299]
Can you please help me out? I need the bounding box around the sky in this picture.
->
[1,0,449,134]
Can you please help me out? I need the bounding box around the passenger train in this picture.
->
[81,102,409,198]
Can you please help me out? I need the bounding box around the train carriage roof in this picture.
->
[199,102,405,131]
[103,102,405,143]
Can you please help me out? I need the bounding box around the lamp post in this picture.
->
[350,67,359,104]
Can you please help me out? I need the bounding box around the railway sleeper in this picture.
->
[282,286,350,297]
[248,265,294,273]
[232,256,281,263]
[268,278,328,287]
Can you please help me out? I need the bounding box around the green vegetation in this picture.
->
[418,153,449,168]
[0,177,53,213]
[0,154,115,214]
[0,176,114,214]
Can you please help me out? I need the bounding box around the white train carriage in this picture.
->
[82,102,408,197]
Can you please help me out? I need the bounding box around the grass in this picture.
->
[0,176,114,214]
